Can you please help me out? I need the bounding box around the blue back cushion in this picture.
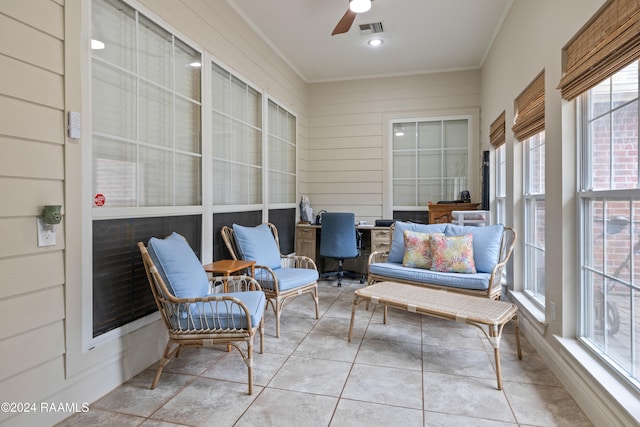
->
[147,232,210,299]
[388,222,448,263]
[232,224,282,270]
[444,224,504,273]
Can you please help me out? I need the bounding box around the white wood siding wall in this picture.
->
[0,0,67,424]
[307,71,481,223]
[0,0,309,425]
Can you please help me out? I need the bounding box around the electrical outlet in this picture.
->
[37,218,57,247]
[549,301,556,321]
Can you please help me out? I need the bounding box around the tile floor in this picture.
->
[57,279,593,426]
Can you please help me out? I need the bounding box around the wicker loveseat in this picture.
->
[368,222,516,300]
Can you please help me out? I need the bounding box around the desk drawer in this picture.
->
[371,229,391,252]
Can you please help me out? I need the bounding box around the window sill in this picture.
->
[506,290,547,335]
[555,336,640,424]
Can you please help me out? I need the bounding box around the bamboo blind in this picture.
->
[512,71,545,141]
[489,111,506,148]
[558,0,640,100]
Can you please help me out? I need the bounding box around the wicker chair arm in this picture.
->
[281,255,318,270]
[368,250,390,266]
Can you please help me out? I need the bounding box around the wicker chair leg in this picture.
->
[246,340,254,395]
[312,287,320,319]
[275,298,283,338]
[150,341,182,389]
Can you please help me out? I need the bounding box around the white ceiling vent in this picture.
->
[359,22,384,35]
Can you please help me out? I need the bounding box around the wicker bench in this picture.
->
[348,281,522,390]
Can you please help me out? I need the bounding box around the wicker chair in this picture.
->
[221,223,319,338]
[138,235,265,394]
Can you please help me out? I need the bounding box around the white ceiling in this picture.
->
[226,0,513,83]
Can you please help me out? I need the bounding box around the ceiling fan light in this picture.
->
[349,0,371,14]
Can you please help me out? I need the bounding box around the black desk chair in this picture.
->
[319,212,364,286]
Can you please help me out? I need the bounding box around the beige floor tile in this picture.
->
[331,399,423,427]
[59,278,594,427]
[235,388,337,427]
[342,364,424,409]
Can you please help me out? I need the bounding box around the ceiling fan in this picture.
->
[331,0,373,36]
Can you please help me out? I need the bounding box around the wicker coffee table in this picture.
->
[348,281,522,389]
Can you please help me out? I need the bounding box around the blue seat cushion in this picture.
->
[232,224,282,270]
[388,222,448,263]
[444,224,504,273]
[255,267,319,292]
[174,290,266,330]
[147,232,209,299]
[369,262,491,291]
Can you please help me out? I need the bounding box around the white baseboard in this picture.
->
[510,293,640,427]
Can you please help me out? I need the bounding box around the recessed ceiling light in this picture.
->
[349,0,371,14]
[91,39,105,50]
[189,61,202,68]
[368,38,383,47]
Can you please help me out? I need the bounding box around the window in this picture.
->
[91,0,202,337]
[512,71,545,306]
[495,145,506,224]
[523,131,545,306]
[268,100,296,205]
[490,112,506,224]
[392,118,469,209]
[579,61,640,388]
[92,0,202,208]
[211,63,262,206]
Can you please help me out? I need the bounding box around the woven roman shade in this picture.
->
[490,111,506,148]
[558,0,640,100]
[512,71,545,141]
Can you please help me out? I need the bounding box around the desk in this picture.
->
[295,224,391,275]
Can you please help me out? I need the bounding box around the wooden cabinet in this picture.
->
[295,225,317,260]
[370,228,391,253]
[428,203,481,224]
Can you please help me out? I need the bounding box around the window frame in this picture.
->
[577,62,640,390]
[523,131,546,308]
[390,115,472,212]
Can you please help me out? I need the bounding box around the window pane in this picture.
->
[139,82,172,147]
[175,97,201,153]
[394,152,416,179]
[418,152,440,178]
[590,115,611,190]
[92,0,135,71]
[527,132,545,194]
[139,146,172,206]
[174,39,201,101]
[444,119,467,148]
[393,180,415,206]
[611,101,638,190]
[418,122,439,149]
[92,62,136,139]
[394,123,416,150]
[175,153,200,205]
[93,137,136,207]
[138,15,172,87]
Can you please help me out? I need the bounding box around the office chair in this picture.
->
[319,212,364,286]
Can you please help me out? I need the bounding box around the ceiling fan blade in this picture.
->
[331,9,357,35]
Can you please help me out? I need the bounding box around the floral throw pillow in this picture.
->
[430,234,477,274]
[402,230,443,269]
